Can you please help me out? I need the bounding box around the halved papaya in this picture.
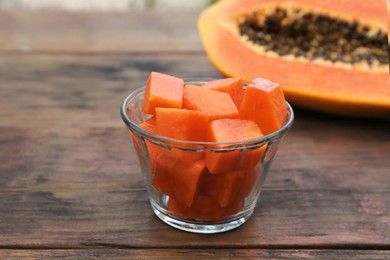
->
[198,0,390,118]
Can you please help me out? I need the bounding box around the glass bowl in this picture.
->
[120,80,294,234]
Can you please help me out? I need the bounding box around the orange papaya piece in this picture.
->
[138,117,162,161]
[203,78,244,108]
[132,118,158,165]
[239,78,287,135]
[205,119,263,174]
[168,195,221,221]
[223,198,244,217]
[201,170,247,207]
[235,144,266,171]
[170,145,205,164]
[151,154,172,196]
[142,72,184,115]
[168,194,243,221]
[151,153,206,207]
[155,107,208,141]
[183,85,238,121]
[139,116,157,133]
[238,167,261,199]
[155,107,208,163]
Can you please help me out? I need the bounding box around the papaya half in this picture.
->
[198,0,390,118]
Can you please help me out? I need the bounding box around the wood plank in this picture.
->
[0,55,390,248]
[0,127,389,247]
[0,120,389,193]
[0,54,221,127]
[0,11,203,53]
[0,249,389,259]
[0,54,389,248]
[0,189,388,248]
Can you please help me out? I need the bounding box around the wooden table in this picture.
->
[0,10,389,259]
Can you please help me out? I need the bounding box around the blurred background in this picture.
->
[0,0,218,11]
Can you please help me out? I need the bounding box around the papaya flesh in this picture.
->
[136,72,291,221]
[198,0,390,118]
[168,194,243,222]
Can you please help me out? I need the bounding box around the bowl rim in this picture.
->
[120,81,294,148]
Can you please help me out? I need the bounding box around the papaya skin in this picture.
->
[198,0,390,118]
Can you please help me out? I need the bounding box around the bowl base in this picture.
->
[150,199,254,234]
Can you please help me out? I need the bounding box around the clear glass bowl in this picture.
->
[120,80,294,234]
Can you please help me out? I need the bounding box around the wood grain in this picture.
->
[0,126,389,247]
[0,249,389,259]
[0,11,203,53]
[0,54,389,249]
[0,54,221,127]
[0,119,389,192]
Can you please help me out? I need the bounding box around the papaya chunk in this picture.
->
[155,107,208,163]
[139,116,157,133]
[239,78,287,135]
[151,154,172,196]
[205,119,264,174]
[183,85,238,121]
[168,194,243,221]
[142,72,184,115]
[201,170,247,207]
[138,117,162,172]
[238,167,261,199]
[152,153,206,207]
[155,107,208,141]
[203,78,244,108]
[138,117,160,160]
[235,144,266,171]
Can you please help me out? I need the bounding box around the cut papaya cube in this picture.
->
[155,107,208,142]
[205,119,263,174]
[170,145,205,164]
[151,153,206,207]
[205,149,239,175]
[142,72,184,115]
[168,194,243,221]
[138,117,163,172]
[235,144,266,171]
[201,170,247,207]
[183,85,238,121]
[168,195,220,221]
[203,78,244,108]
[239,78,287,135]
[139,116,157,134]
[151,156,172,195]
[223,198,244,217]
[238,167,261,199]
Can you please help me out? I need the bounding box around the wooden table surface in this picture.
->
[0,10,389,259]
